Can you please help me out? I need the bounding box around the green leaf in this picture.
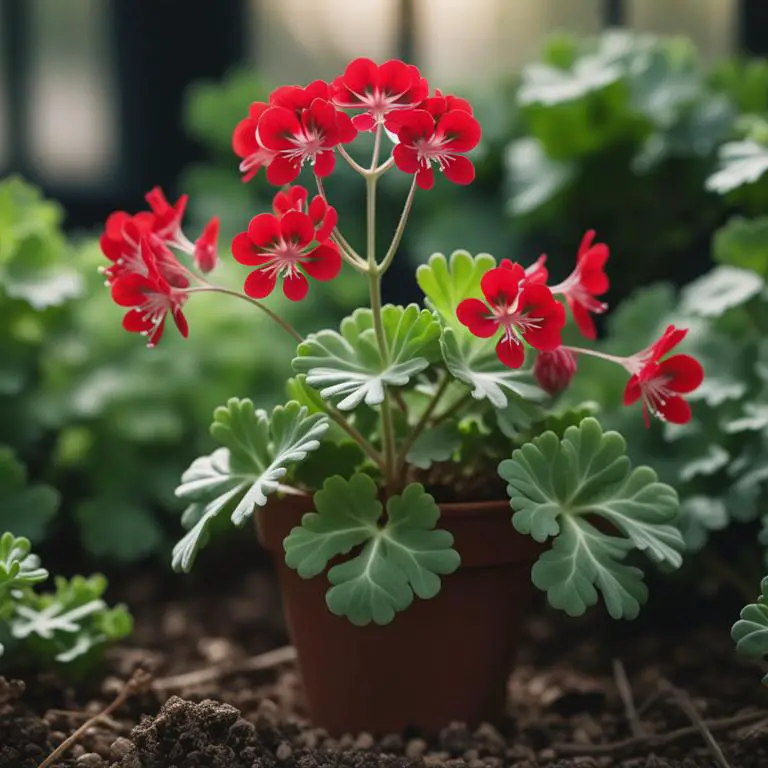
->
[505,138,574,216]
[0,447,60,543]
[732,577,768,681]
[292,305,440,411]
[0,533,48,603]
[406,421,461,469]
[518,56,622,106]
[283,475,460,626]
[680,266,764,318]
[713,217,768,279]
[499,418,683,619]
[292,440,366,489]
[707,140,768,194]
[679,444,730,482]
[172,400,329,572]
[678,496,728,551]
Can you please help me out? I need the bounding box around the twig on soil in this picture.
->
[37,670,151,768]
[152,644,297,693]
[46,709,124,732]
[612,658,644,737]
[659,679,732,768]
[552,709,767,757]
[637,688,663,717]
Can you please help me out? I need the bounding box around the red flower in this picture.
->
[456,264,566,369]
[551,230,609,340]
[110,238,189,348]
[623,325,704,426]
[332,58,428,132]
[99,211,155,283]
[524,255,549,285]
[231,209,341,302]
[256,85,357,185]
[534,348,577,395]
[145,187,188,244]
[194,217,220,274]
[233,102,277,183]
[272,185,337,243]
[391,108,481,190]
[420,88,473,119]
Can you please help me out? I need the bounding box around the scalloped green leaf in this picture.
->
[498,418,683,619]
[707,140,768,194]
[406,421,461,469]
[732,577,768,682]
[292,305,440,411]
[172,400,329,572]
[283,475,460,626]
[0,533,48,606]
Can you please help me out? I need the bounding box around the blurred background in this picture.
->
[1,0,768,581]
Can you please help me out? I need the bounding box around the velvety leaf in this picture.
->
[292,305,440,411]
[707,140,768,194]
[732,577,768,678]
[172,400,329,572]
[406,421,461,469]
[679,444,730,482]
[499,418,682,619]
[505,138,574,215]
[284,475,459,626]
[678,496,729,551]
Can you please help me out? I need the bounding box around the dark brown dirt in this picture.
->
[2,565,768,768]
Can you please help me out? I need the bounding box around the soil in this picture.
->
[2,562,767,768]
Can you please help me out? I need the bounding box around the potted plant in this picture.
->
[95,58,703,735]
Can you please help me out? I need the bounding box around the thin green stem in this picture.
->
[379,177,418,276]
[396,376,451,473]
[338,144,368,176]
[314,175,367,270]
[369,124,383,172]
[374,156,396,177]
[326,404,384,468]
[366,172,397,490]
[185,286,303,343]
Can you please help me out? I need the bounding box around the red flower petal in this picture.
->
[415,166,435,190]
[577,230,596,260]
[352,113,376,132]
[657,395,692,424]
[266,155,300,185]
[342,57,377,95]
[496,335,525,369]
[111,274,155,307]
[393,144,420,173]
[659,354,704,394]
[232,231,271,266]
[283,271,309,301]
[313,150,336,178]
[443,155,475,185]
[456,298,497,338]
[247,214,281,248]
[481,266,523,308]
[244,269,277,299]
[336,111,358,143]
[122,309,151,333]
[569,298,597,340]
[257,107,301,151]
[395,109,435,141]
[173,306,189,338]
[301,243,341,281]
[280,210,314,247]
[308,195,327,225]
[437,110,481,152]
[232,117,259,158]
[315,206,337,243]
[651,325,687,361]
[623,376,642,405]
[378,59,413,94]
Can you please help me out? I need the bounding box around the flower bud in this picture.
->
[194,217,220,274]
[534,348,577,396]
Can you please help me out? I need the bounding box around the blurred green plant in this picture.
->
[0,532,131,672]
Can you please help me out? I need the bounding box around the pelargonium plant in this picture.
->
[97,58,704,625]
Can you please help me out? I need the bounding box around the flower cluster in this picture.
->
[99,187,219,347]
[96,56,704,427]
[233,58,481,190]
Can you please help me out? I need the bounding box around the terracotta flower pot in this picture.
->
[256,493,543,737]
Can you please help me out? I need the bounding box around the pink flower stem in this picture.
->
[562,345,630,371]
[379,177,418,276]
[338,144,367,176]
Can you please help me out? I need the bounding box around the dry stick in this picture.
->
[659,679,733,768]
[37,670,151,768]
[552,709,767,757]
[46,709,124,731]
[612,658,644,738]
[152,644,297,693]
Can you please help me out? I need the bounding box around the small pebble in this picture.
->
[339,733,355,749]
[379,733,403,752]
[110,737,134,759]
[276,741,293,761]
[256,698,280,725]
[355,732,375,750]
[76,754,104,768]
[463,748,479,761]
[296,730,320,749]
[468,760,486,768]
[405,738,428,759]
[538,747,556,761]
[424,752,450,766]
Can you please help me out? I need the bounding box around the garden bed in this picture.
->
[2,564,767,768]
